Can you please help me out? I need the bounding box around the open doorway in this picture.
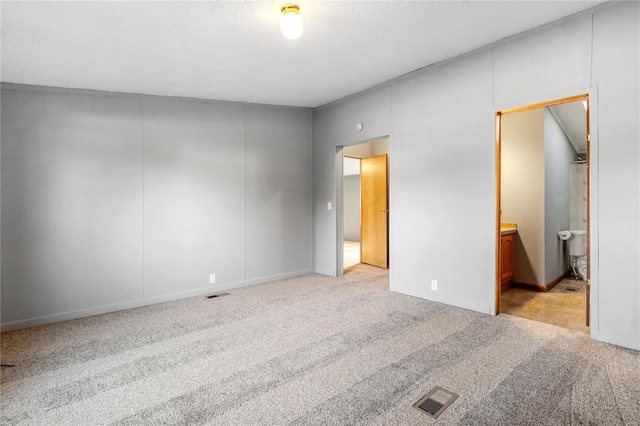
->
[343,156,361,270]
[496,95,590,332]
[341,138,389,274]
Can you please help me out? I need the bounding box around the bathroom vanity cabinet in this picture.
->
[500,233,515,291]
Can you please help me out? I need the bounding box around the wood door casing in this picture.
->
[361,154,388,268]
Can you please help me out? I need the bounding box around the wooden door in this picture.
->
[361,154,388,268]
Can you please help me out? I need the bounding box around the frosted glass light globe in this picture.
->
[281,10,303,40]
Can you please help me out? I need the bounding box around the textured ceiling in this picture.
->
[1,1,606,108]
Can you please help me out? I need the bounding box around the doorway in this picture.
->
[343,155,361,270]
[496,95,590,332]
[341,138,389,274]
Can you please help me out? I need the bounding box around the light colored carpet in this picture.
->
[2,265,639,425]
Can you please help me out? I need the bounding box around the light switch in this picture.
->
[327,202,332,210]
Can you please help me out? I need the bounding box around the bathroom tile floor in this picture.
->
[500,278,589,333]
[549,278,586,294]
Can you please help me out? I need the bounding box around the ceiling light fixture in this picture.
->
[281,4,303,40]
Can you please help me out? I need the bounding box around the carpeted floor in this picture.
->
[2,265,639,425]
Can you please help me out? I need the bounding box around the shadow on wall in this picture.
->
[514,234,539,286]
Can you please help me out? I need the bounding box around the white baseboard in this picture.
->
[389,287,492,316]
[0,269,315,332]
[591,329,640,351]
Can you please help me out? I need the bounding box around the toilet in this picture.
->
[576,256,588,282]
[558,230,587,281]
[567,230,586,256]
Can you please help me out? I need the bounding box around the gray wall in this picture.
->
[2,89,143,322]
[343,175,361,242]
[314,87,392,277]
[313,2,640,350]
[592,3,639,346]
[544,107,575,284]
[1,85,313,329]
[501,108,545,286]
[142,97,245,298]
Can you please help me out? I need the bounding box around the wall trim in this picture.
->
[513,269,572,292]
[0,269,314,332]
[546,269,573,291]
[591,330,640,351]
[512,282,547,292]
[390,289,491,316]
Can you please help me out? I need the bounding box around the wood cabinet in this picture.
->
[500,233,515,291]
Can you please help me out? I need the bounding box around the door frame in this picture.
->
[495,92,596,332]
[336,135,391,277]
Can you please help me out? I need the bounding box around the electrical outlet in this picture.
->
[431,280,437,291]
[209,274,216,284]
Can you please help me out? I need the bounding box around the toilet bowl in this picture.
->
[576,256,587,281]
[558,230,588,281]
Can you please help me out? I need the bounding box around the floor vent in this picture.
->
[206,292,230,299]
[566,287,578,292]
[414,386,459,419]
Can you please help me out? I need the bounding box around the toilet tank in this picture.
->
[569,230,587,256]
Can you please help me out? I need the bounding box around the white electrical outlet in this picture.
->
[210,274,216,284]
[431,280,437,291]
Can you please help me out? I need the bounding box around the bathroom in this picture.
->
[499,98,589,332]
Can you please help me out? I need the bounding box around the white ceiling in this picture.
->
[1,1,606,108]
